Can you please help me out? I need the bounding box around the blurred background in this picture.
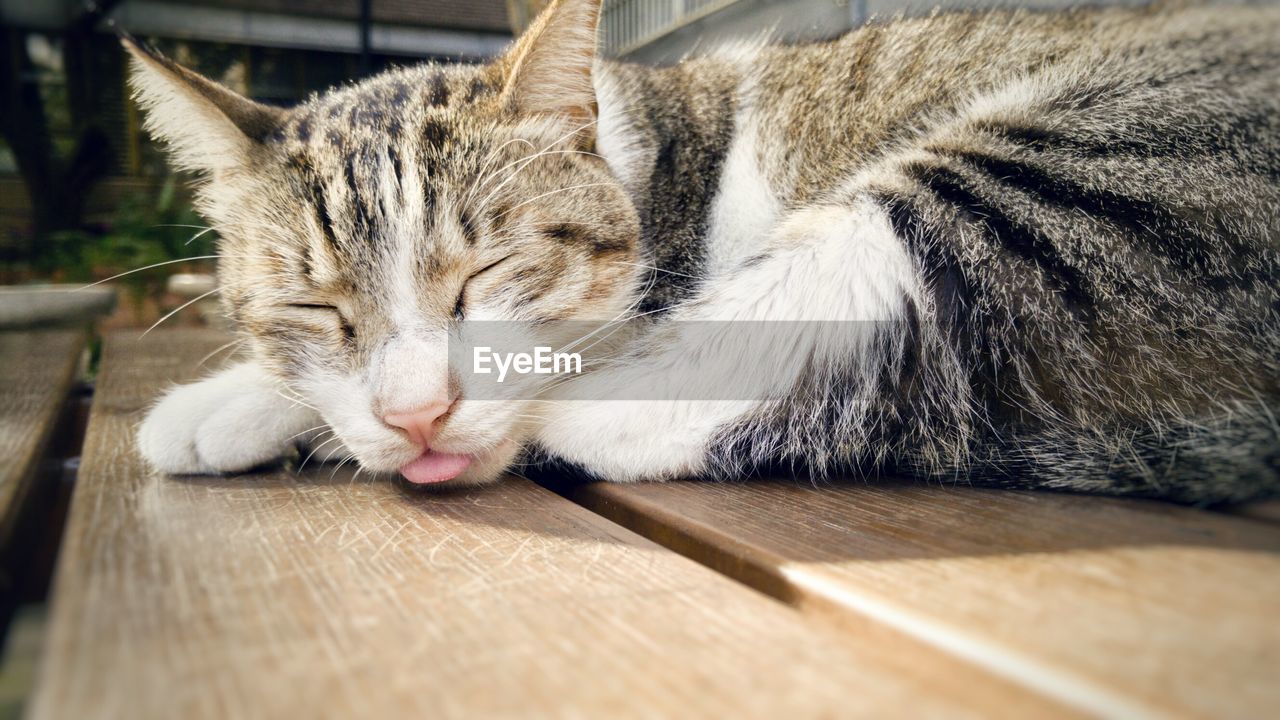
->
[0,0,517,331]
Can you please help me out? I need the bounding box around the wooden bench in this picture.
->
[27,330,1280,718]
[571,481,1280,717]
[0,331,85,617]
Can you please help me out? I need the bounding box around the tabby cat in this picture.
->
[132,0,1280,502]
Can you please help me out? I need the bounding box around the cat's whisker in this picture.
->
[301,429,335,451]
[548,318,625,358]
[150,224,210,230]
[475,151,608,217]
[546,116,598,146]
[490,183,615,222]
[76,255,223,290]
[543,295,703,382]
[556,312,651,362]
[505,456,541,470]
[547,294,649,357]
[464,136,538,207]
[77,250,292,293]
[504,468,535,483]
[472,148,604,212]
[329,452,358,480]
[154,219,287,246]
[184,225,219,245]
[532,372,591,396]
[139,274,267,339]
[195,338,246,368]
[563,322,635,359]
[274,389,322,413]
[547,278,685,357]
[612,293,703,325]
[181,220,285,245]
[608,261,700,279]
[286,424,332,443]
[298,434,344,472]
[141,287,223,337]
[471,118,599,210]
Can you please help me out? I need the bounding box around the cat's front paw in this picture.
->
[136,361,322,475]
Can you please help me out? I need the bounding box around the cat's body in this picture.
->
[131,0,1280,503]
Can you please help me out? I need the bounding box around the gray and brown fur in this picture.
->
[125,0,1280,502]
[123,22,642,384]
[649,3,1279,502]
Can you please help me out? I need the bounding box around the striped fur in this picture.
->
[131,1,1279,502]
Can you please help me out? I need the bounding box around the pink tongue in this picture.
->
[400,451,473,484]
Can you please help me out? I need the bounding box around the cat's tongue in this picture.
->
[400,451,472,484]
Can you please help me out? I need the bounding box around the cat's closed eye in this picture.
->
[454,257,511,320]
[288,304,356,342]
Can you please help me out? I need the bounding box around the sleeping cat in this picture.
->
[132,0,1280,503]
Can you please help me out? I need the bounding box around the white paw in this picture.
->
[136,361,323,475]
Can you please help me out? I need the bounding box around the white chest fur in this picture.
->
[703,91,781,276]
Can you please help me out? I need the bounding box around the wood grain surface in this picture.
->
[29,330,1071,719]
[1223,499,1280,526]
[570,479,1280,719]
[0,330,83,547]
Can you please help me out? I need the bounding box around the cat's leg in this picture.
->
[137,359,331,474]
[534,197,920,481]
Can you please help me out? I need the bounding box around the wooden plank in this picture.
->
[1221,499,1280,526]
[569,479,1280,719]
[0,330,84,549]
[29,330,1071,719]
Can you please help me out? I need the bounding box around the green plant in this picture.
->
[49,176,215,311]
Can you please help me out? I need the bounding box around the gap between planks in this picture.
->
[0,330,85,550]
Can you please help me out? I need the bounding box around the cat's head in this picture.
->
[125,0,640,484]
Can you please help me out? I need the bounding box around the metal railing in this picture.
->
[601,0,744,55]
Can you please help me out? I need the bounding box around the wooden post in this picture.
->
[359,0,372,76]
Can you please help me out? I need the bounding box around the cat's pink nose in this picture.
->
[383,402,453,447]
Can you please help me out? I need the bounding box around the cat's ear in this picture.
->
[500,0,601,130]
[122,34,285,174]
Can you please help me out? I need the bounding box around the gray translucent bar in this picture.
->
[449,320,907,401]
